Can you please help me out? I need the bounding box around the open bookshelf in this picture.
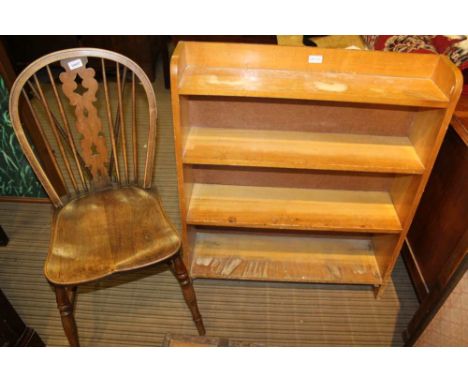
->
[170,42,462,297]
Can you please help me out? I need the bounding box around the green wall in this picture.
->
[0,75,45,198]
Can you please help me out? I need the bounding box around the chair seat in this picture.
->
[45,186,181,285]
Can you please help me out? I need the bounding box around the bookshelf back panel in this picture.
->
[186,165,395,192]
[185,96,416,136]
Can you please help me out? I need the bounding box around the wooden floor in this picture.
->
[0,62,419,346]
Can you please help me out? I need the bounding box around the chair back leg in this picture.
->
[55,286,80,346]
[170,254,206,336]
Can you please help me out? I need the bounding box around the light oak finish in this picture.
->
[187,165,395,191]
[192,230,382,285]
[187,184,402,234]
[8,48,205,345]
[163,333,263,347]
[178,66,450,108]
[173,43,459,108]
[184,127,425,174]
[171,42,462,297]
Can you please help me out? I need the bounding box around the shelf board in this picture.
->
[191,231,383,285]
[187,184,402,233]
[178,66,450,108]
[184,127,425,174]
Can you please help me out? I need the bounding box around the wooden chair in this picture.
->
[8,48,205,346]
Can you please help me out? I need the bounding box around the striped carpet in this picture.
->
[0,61,419,346]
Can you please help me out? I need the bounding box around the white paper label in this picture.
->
[308,55,323,64]
[68,58,83,70]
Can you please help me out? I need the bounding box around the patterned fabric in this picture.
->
[0,75,45,197]
[363,35,468,95]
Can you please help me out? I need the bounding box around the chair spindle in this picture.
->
[116,63,129,184]
[21,89,67,195]
[131,71,138,183]
[101,58,120,183]
[31,75,79,193]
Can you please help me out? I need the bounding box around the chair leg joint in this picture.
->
[57,303,74,317]
[54,285,80,346]
[174,271,191,286]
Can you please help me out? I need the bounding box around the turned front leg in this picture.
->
[170,254,206,336]
[55,286,79,346]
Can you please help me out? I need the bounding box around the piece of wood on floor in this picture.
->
[162,333,264,347]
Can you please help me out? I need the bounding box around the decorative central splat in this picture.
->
[59,57,110,186]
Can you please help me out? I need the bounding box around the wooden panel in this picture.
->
[163,332,264,346]
[186,96,416,137]
[407,124,468,294]
[408,109,445,165]
[452,95,468,145]
[184,127,425,174]
[188,165,395,192]
[191,230,382,284]
[372,234,400,285]
[389,175,422,226]
[181,42,440,79]
[431,56,461,101]
[178,66,449,108]
[187,184,402,233]
[401,241,429,300]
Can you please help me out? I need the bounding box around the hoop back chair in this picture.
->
[8,48,205,345]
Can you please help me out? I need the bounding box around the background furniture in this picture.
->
[8,48,205,346]
[0,288,45,346]
[163,333,263,346]
[2,36,164,82]
[363,35,468,96]
[0,225,8,245]
[412,259,467,346]
[403,95,468,344]
[408,258,467,346]
[171,42,462,297]
[163,36,277,88]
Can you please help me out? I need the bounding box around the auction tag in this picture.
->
[60,57,88,72]
[308,55,323,64]
[67,58,83,70]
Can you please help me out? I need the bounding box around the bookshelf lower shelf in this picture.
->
[190,230,383,285]
[187,183,402,233]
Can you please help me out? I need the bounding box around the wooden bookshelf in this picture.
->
[171,42,462,297]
